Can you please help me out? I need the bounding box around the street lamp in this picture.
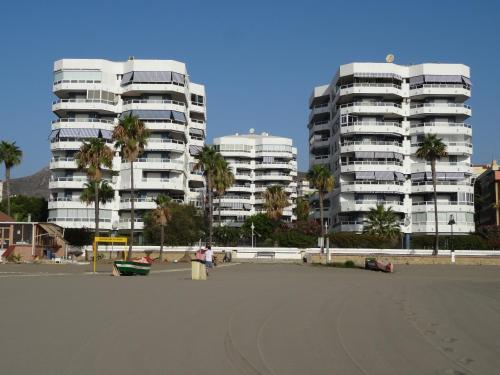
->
[448,214,456,263]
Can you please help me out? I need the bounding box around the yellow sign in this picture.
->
[94,237,128,244]
[93,237,128,273]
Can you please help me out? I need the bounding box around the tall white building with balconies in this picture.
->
[213,130,298,226]
[49,58,206,239]
[308,62,474,236]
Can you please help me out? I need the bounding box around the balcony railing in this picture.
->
[54,79,101,85]
[412,201,474,206]
[124,158,183,164]
[411,142,472,149]
[410,103,471,109]
[50,176,87,182]
[53,98,117,105]
[411,181,472,186]
[354,200,403,205]
[341,121,402,128]
[341,141,402,147]
[339,82,402,90]
[51,157,75,162]
[410,83,470,90]
[52,118,115,124]
[148,139,185,145]
[122,99,185,106]
[340,102,402,109]
[343,181,404,186]
[342,161,403,166]
[410,122,471,129]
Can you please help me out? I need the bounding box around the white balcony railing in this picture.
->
[122,99,185,106]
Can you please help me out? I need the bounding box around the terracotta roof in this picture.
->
[0,211,15,222]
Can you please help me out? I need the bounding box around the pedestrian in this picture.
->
[205,245,214,275]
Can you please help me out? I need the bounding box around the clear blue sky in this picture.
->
[0,0,499,178]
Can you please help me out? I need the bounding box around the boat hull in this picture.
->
[113,261,151,276]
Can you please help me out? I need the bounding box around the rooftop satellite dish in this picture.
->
[249,128,255,134]
[386,54,395,63]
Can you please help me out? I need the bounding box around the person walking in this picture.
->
[205,246,214,276]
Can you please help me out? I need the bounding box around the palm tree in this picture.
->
[113,114,149,260]
[363,204,401,238]
[296,196,311,222]
[213,158,234,225]
[80,181,115,206]
[263,185,290,221]
[307,165,335,246]
[151,194,173,262]
[75,138,114,259]
[416,134,448,255]
[0,141,23,216]
[194,145,222,246]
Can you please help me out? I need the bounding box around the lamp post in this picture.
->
[251,222,255,248]
[448,214,456,263]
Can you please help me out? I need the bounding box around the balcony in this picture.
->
[309,103,330,119]
[146,139,185,152]
[340,141,403,154]
[411,142,472,156]
[308,120,330,131]
[411,222,474,234]
[339,102,404,117]
[121,158,184,172]
[53,79,102,94]
[340,121,405,136]
[411,201,474,213]
[254,173,293,182]
[49,176,87,189]
[122,99,186,113]
[120,82,186,97]
[48,197,114,210]
[48,217,112,230]
[338,82,403,98]
[411,181,474,194]
[121,178,184,191]
[341,181,407,194]
[334,222,364,232]
[341,161,404,173]
[411,162,471,174]
[118,218,144,230]
[227,184,253,193]
[119,197,157,210]
[51,118,115,131]
[409,122,472,137]
[52,99,118,116]
[189,103,205,114]
[311,155,330,165]
[409,103,471,118]
[409,84,471,99]
[50,157,77,169]
[341,200,406,213]
[310,137,330,150]
[234,173,252,181]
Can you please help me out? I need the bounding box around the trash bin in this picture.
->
[191,260,207,280]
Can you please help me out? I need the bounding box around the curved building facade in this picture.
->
[308,62,473,235]
[49,58,206,237]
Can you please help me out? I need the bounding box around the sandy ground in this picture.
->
[0,262,499,375]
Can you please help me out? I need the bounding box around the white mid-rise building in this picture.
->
[308,62,474,235]
[49,58,206,239]
[213,130,298,226]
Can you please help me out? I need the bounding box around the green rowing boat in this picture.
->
[113,260,151,276]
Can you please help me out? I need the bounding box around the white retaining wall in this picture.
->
[81,245,500,260]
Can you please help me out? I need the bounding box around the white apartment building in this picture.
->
[49,58,206,239]
[213,130,297,226]
[308,62,474,235]
[296,172,314,198]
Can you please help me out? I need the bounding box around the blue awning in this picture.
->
[121,72,133,85]
[49,130,60,140]
[99,129,113,140]
[462,76,472,86]
[120,110,173,120]
[171,111,187,123]
[132,71,172,83]
[172,72,185,84]
[424,75,463,83]
[189,145,203,156]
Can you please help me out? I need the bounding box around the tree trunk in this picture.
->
[127,160,135,261]
[208,174,213,247]
[94,180,100,261]
[431,159,439,255]
[218,194,222,227]
[5,167,11,216]
[319,191,324,253]
[159,224,164,262]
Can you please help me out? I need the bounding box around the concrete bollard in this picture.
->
[191,261,207,280]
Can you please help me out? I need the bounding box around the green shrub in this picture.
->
[344,260,356,268]
[329,232,397,249]
[411,234,488,250]
[273,229,316,248]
